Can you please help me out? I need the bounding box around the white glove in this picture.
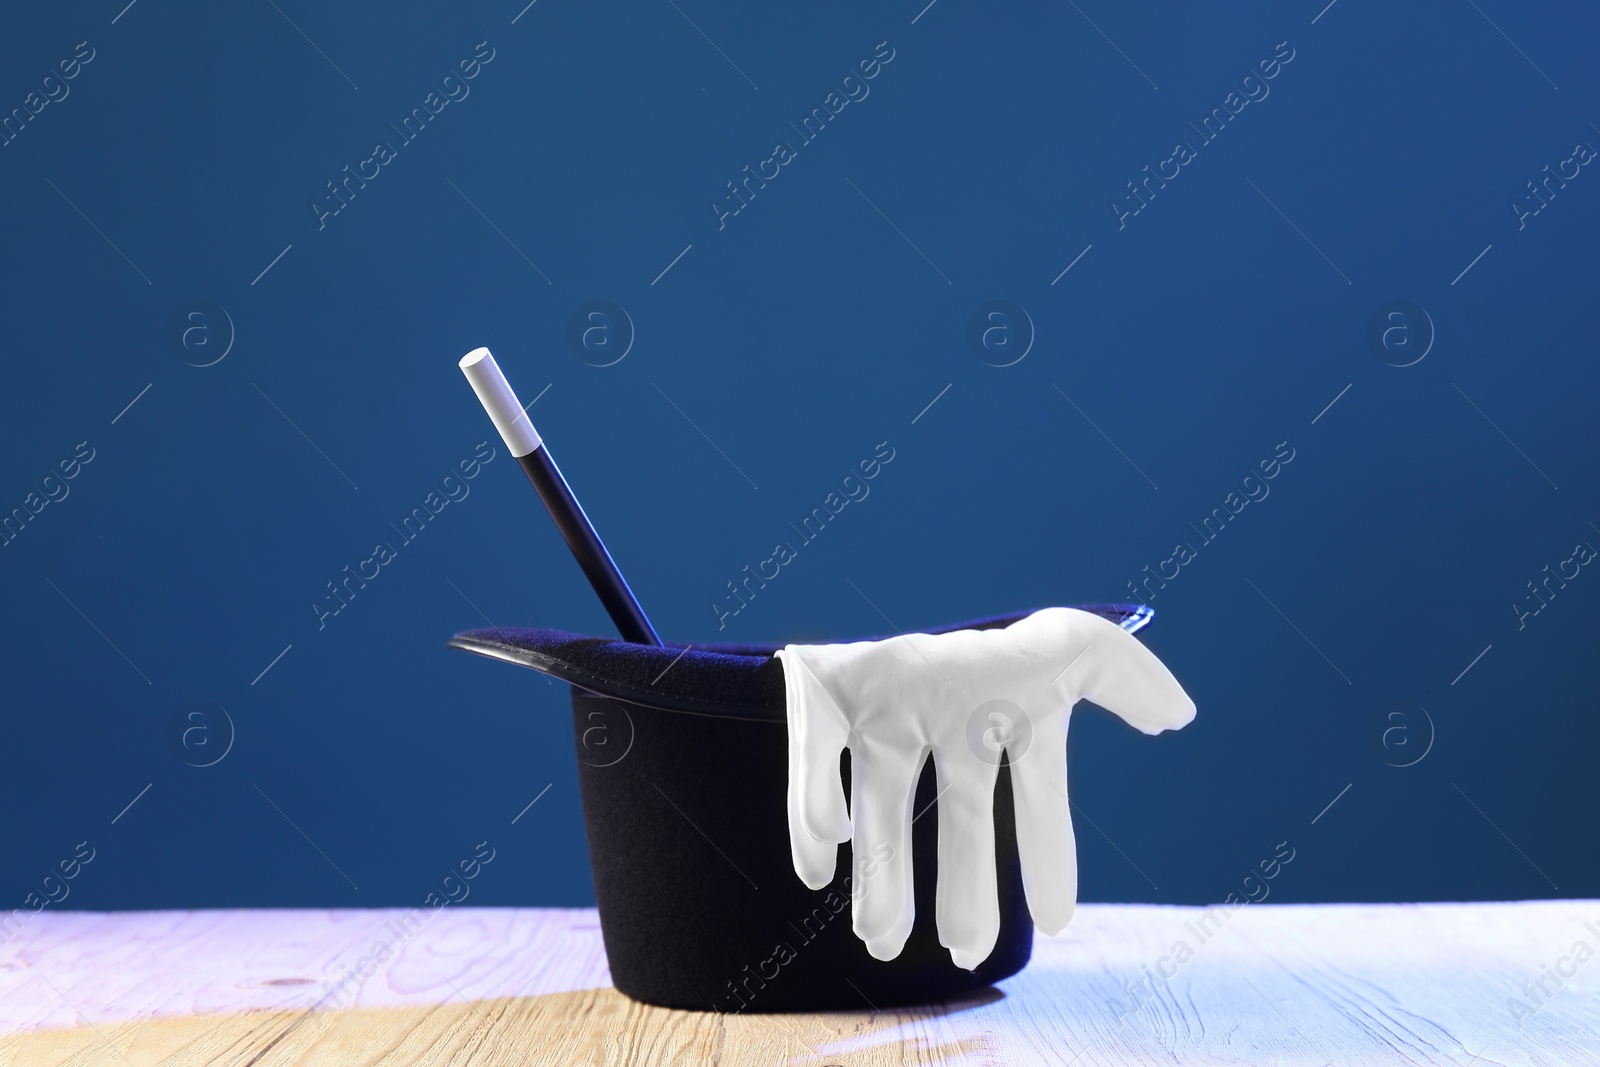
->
[775,607,1195,969]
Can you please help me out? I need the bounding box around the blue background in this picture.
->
[2,0,1595,912]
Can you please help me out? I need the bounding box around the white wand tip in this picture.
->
[458,346,542,458]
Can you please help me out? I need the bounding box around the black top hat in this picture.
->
[449,602,1153,1012]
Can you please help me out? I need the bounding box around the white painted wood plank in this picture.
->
[0,903,1594,1065]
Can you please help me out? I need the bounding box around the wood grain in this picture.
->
[1,902,1595,1065]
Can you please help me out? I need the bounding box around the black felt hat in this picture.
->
[449,603,1153,1013]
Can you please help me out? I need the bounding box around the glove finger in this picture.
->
[1051,609,1196,735]
[787,744,840,889]
[849,741,925,961]
[932,746,1002,970]
[779,650,853,845]
[1007,711,1078,935]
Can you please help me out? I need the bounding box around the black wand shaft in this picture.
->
[515,446,661,646]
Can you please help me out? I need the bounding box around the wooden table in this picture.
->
[1,902,1594,1065]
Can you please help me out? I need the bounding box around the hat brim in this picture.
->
[448,603,1154,721]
